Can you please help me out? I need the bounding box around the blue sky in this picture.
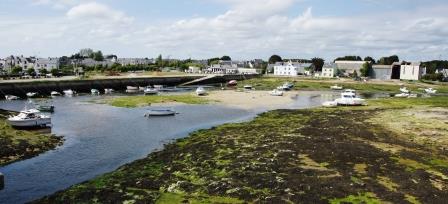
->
[1,0,448,61]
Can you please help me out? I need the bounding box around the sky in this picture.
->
[1,0,448,61]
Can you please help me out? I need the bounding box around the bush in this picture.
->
[422,73,444,81]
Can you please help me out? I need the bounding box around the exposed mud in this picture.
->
[33,106,448,203]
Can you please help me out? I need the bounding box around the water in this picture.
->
[0,91,328,203]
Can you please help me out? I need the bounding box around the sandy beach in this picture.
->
[204,90,299,110]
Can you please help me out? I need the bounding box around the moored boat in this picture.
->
[104,89,114,94]
[270,89,284,96]
[126,86,139,91]
[330,85,343,90]
[144,109,176,117]
[335,89,365,106]
[7,109,51,128]
[395,93,409,98]
[26,92,38,98]
[322,101,338,107]
[63,89,75,96]
[144,87,159,95]
[424,88,437,94]
[91,89,100,95]
[400,87,410,93]
[51,91,61,96]
[243,85,253,90]
[196,87,207,96]
[228,80,238,86]
[37,105,55,113]
[5,95,19,100]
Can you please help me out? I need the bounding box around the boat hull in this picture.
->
[335,98,365,106]
[145,110,176,117]
[8,118,51,127]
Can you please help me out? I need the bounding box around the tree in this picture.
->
[378,55,399,65]
[359,62,371,77]
[364,56,375,64]
[39,69,48,75]
[79,48,94,57]
[27,68,36,76]
[311,57,325,72]
[220,56,231,61]
[268,55,282,64]
[11,66,22,74]
[93,51,104,61]
[334,56,362,62]
[353,70,359,78]
[51,68,59,76]
[156,54,163,67]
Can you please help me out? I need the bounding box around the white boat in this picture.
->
[330,85,343,90]
[5,95,19,100]
[408,94,418,98]
[424,88,437,94]
[394,93,409,98]
[91,89,100,95]
[322,101,338,107]
[335,90,365,106]
[270,89,284,96]
[244,85,253,90]
[144,87,159,95]
[228,80,238,86]
[400,87,410,93]
[153,85,164,89]
[50,91,61,96]
[277,82,294,91]
[104,89,114,94]
[126,86,139,91]
[144,109,176,117]
[7,109,51,127]
[196,87,207,96]
[139,86,146,91]
[63,89,75,96]
[26,92,38,98]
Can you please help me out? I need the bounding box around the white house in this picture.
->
[35,58,59,73]
[273,61,312,76]
[321,63,336,78]
[400,62,426,80]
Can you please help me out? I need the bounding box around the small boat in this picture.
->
[322,101,338,107]
[196,87,207,96]
[8,109,51,127]
[330,85,343,90]
[51,91,61,96]
[91,89,100,95]
[139,86,146,91]
[244,85,253,90]
[126,86,139,91]
[26,92,38,98]
[424,88,437,94]
[5,95,19,100]
[394,93,409,98]
[144,87,159,95]
[63,89,75,96]
[228,80,238,86]
[400,87,410,93]
[335,90,365,106]
[104,89,114,94]
[153,85,164,89]
[144,109,176,117]
[408,94,418,98]
[277,82,294,91]
[37,105,55,113]
[270,89,284,96]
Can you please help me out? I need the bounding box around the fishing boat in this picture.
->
[8,109,51,128]
[196,87,207,96]
[424,88,437,94]
[104,89,114,94]
[5,95,19,100]
[244,85,253,90]
[50,91,61,96]
[37,105,55,113]
[270,89,284,96]
[144,109,176,117]
[335,90,365,106]
[26,92,38,98]
[63,89,75,96]
[228,80,238,86]
[330,85,343,90]
[91,89,100,95]
[399,87,410,93]
[144,87,159,95]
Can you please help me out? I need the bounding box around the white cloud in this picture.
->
[32,0,79,9]
[66,2,134,24]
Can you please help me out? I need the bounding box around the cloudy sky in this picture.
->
[1,0,447,61]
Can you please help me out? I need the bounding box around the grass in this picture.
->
[329,192,383,204]
[0,110,63,166]
[106,94,211,108]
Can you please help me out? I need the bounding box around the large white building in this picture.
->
[400,62,426,80]
[273,61,312,76]
[335,61,369,75]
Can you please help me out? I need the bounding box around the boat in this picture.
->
[270,89,284,96]
[322,101,338,107]
[126,86,139,91]
[50,91,61,96]
[63,89,75,96]
[91,89,100,95]
[408,94,418,98]
[400,87,410,93]
[153,85,164,89]
[37,105,55,113]
[104,89,114,94]
[243,85,253,90]
[330,85,343,90]
[196,87,207,96]
[335,90,365,106]
[5,95,19,100]
[144,109,176,117]
[424,88,437,94]
[228,80,238,86]
[144,87,159,95]
[395,93,409,98]
[26,92,38,98]
[7,109,51,127]
[139,86,146,91]
[277,82,294,91]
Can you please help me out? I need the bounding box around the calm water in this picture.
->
[0,91,330,203]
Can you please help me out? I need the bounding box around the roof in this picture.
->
[372,65,392,69]
[335,61,369,64]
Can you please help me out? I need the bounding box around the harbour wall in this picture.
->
[0,74,260,97]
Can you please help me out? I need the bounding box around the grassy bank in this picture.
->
[239,77,448,93]
[105,94,211,108]
[35,97,448,203]
[0,110,63,166]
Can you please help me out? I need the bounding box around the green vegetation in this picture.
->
[34,96,448,203]
[106,94,211,108]
[0,110,63,166]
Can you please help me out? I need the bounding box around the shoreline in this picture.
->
[33,96,448,203]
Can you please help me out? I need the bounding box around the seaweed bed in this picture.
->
[33,102,448,203]
[0,110,63,166]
